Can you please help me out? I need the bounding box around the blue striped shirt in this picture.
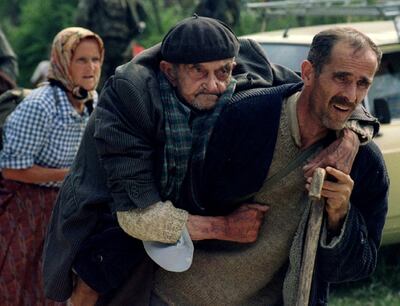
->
[0,85,93,187]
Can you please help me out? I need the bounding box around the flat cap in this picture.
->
[161,14,240,64]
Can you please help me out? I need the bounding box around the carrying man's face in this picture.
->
[160,58,236,110]
[303,40,378,130]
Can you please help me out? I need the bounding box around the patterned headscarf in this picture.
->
[48,27,104,100]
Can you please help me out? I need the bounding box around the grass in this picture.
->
[330,244,400,306]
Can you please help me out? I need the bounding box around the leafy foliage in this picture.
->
[2,0,78,86]
[330,245,400,306]
[0,0,385,87]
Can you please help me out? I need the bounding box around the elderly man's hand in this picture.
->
[306,167,354,232]
[187,203,269,243]
[303,129,360,178]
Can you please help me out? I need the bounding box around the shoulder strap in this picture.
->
[263,138,327,190]
[236,137,328,203]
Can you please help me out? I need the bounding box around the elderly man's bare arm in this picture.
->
[117,202,269,244]
[304,128,361,178]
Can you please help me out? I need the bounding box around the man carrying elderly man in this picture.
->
[43,15,386,306]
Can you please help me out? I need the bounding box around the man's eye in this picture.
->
[189,66,206,78]
[336,75,346,82]
[358,80,370,88]
[194,68,205,76]
[215,68,228,79]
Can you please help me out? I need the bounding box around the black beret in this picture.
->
[161,15,240,64]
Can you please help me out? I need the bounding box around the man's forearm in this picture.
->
[304,128,360,177]
[117,201,269,244]
[1,165,68,183]
[187,203,269,243]
[186,214,227,240]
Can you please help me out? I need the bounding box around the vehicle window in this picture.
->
[368,51,400,120]
[260,43,309,72]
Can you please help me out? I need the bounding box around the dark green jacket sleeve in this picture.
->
[94,63,165,212]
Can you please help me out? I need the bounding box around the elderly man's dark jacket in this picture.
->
[42,38,379,303]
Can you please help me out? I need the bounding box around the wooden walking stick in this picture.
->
[296,167,326,306]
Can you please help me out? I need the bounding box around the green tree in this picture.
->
[1,0,384,87]
[2,0,78,87]
[0,0,24,26]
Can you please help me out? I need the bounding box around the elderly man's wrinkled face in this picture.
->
[161,58,236,110]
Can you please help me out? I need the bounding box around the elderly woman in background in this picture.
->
[0,27,103,306]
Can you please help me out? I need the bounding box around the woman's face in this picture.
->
[69,38,102,91]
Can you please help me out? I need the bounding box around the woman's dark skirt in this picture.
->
[0,179,65,306]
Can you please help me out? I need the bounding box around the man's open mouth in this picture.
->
[333,103,351,112]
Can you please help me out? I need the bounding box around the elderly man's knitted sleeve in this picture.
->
[344,120,374,144]
[117,201,188,243]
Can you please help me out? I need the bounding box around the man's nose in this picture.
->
[204,74,221,94]
[343,84,357,103]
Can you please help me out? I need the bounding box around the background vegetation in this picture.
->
[0,0,385,86]
[1,1,398,303]
[330,244,400,306]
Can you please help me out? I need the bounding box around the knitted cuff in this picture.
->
[117,200,189,243]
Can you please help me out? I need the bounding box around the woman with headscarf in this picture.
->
[0,27,104,306]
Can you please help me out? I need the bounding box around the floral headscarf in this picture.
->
[48,27,104,100]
